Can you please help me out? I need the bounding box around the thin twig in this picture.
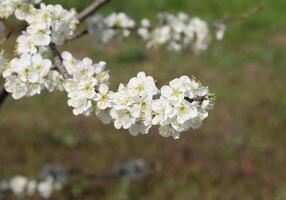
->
[184,95,208,104]
[220,3,265,24]
[77,0,111,22]
[48,43,71,79]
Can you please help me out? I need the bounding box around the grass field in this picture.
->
[1,0,286,199]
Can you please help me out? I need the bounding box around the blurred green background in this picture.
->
[1,0,286,199]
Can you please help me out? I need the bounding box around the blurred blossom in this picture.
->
[26,180,37,196]
[41,164,69,185]
[87,12,135,47]
[9,175,28,196]
[37,176,55,199]
[212,20,226,40]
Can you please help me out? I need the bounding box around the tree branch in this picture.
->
[184,95,208,104]
[77,0,111,22]
[0,87,8,106]
[48,43,71,79]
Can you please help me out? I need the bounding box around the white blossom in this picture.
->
[95,84,111,110]
[88,12,135,46]
[16,32,38,54]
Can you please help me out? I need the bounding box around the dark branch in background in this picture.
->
[77,0,111,22]
[70,169,120,181]
[69,159,154,182]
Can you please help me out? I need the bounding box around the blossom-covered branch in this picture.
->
[85,4,263,52]
[0,0,217,139]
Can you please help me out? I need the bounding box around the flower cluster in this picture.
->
[16,3,78,55]
[109,72,159,135]
[2,3,78,99]
[87,12,135,46]
[3,53,63,99]
[96,71,213,139]
[62,51,110,116]
[0,0,41,19]
[154,76,214,139]
[0,175,64,199]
